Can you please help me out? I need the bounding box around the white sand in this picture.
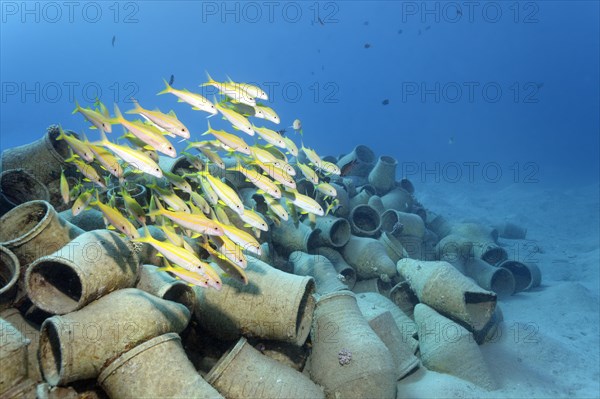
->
[397,181,600,398]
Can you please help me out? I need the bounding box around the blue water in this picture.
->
[1,1,598,187]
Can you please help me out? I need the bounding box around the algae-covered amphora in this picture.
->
[336,144,376,177]
[0,246,20,311]
[38,288,190,385]
[136,264,195,313]
[397,259,497,332]
[99,333,222,399]
[0,307,42,383]
[367,155,398,195]
[310,291,396,399]
[0,318,30,396]
[342,235,397,280]
[311,246,356,289]
[25,229,140,315]
[348,204,381,237]
[0,200,84,296]
[206,337,324,399]
[0,169,50,217]
[1,127,72,209]
[194,257,315,345]
[414,303,496,390]
[289,251,347,295]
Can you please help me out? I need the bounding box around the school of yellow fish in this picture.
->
[61,74,340,289]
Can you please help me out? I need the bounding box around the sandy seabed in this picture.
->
[397,180,600,399]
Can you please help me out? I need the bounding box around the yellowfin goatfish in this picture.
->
[315,181,337,197]
[163,171,193,193]
[148,184,190,213]
[120,187,146,224]
[202,72,256,107]
[149,197,224,236]
[112,104,177,158]
[225,102,265,118]
[197,147,225,169]
[95,131,163,178]
[316,160,341,175]
[301,144,324,169]
[283,189,325,216]
[190,191,211,214]
[211,235,247,269]
[91,197,140,239]
[60,169,70,204]
[252,125,287,149]
[65,155,106,188]
[196,174,219,206]
[159,262,210,288]
[134,227,222,289]
[126,99,190,140]
[297,163,319,185]
[158,80,217,115]
[282,136,298,156]
[254,104,280,124]
[199,172,245,216]
[202,121,251,155]
[72,99,112,133]
[325,198,340,216]
[249,146,296,176]
[239,208,269,232]
[264,194,289,221]
[215,101,254,136]
[88,143,124,180]
[227,76,268,100]
[56,128,94,162]
[230,162,282,199]
[199,242,248,285]
[215,221,262,256]
[71,189,94,216]
[254,159,296,189]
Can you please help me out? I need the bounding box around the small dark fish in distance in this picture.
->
[112,35,116,47]
[318,17,324,26]
[364,43,371,49]
[364,21,369,26]
[169,74,175,86]
[457,9,463,16]
[398,29,403,34]
[277,128,287,136]
[340,160,358,177]
[425,25,431,31]
[382,99,389,105]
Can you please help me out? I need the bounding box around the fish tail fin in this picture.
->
[71,100,81,114]
[89,188,100,205]
[200,71,215,87]
[157,79,171,95]
[154,194,165,211]
[202,120,213,136]
[138,223,151,240]
[112,103,124,122]
[98,129,109,144]
[56,125,67,140]
[64,153,77,163]
[125,98,143,114]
